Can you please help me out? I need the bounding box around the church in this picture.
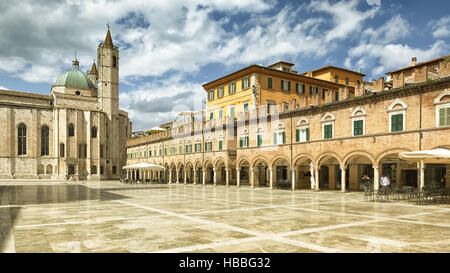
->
[0,28,131,180]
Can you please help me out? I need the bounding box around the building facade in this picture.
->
[0,28,131,180]
[126,55,450,191]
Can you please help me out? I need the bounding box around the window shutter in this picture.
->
[240,138,243,148]
[274,133,277,144]
[306,128,310,141]
[439,108,445,126]
[296,129,299,142]
[288,81,291,92]
[446,108,450,126]
[245,137,249,147]
[282,132,285,144]
[302,84,305,94]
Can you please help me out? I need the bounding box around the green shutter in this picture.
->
[282,132,285,144]
[274,133,277,144]
[439,108,445,126]
[219,140,222,150]
[240,138,243,148]
[296,129,299,142]
[391,114,403,132]
[257,135,262,146]
[306,128,310,141]
[354,120,363,136]
[245,137,249,147]
[324,124,332,139]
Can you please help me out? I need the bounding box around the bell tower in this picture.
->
[97,25,119,116]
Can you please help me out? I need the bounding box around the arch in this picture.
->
[351,107,366,117]
[375,148,412,165]
[388,98,407,111]
[194,160,203,169]
[41,125,50,156]
[68,164,75,175]
[343,150,375,166]
[315,152,342,168]
[321,112,335,122]
[251,155,270,168]
[269,155,291,168]
[293,153,315,166]
[185,160,194,168]
[46,164,53,174]
[37,164,45,174]
[203,158,214,169]
[274,122,285,131]
[169,162,176,169]
[214,157,227,168]
[296,117,309,126]
[434,89,450,104]
[241,128,249,135]
[256,126,264,134]
[91,126,97,138]
[177,160,184,169]
[237,156,251,168]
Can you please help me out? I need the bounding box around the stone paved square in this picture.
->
[1,180,450,253]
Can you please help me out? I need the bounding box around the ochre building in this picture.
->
[126,55,450,191]
[0,28,131,180]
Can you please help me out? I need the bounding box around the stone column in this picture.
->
[315,168,319,190]
[126,170,129,180]
[373,165,379,191]
[250,167,254,188]
[169,170,172,184]
[419,160,425,190]
[340,166,347,192]
[225,168,229,186]
[193,169,197,185]
[213,168,217,186]
[291,168,295,191]
[202,169,206,186]
[269,168,273,190]
[176,169,179,184]
[309,163,315,190]
[236,168,240,187]
[184,169,187,184]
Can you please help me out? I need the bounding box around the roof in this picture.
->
[55,69,95,89]
[268,61,295,67]
[103,28,114,48]
[202,64,346,90]
[89,62,97,74]
[301,65,366,76]
[386,55,450,74]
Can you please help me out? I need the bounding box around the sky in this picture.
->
[0,0,449,131]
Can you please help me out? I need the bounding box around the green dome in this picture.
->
[55,59,95,89]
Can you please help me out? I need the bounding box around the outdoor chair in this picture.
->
[363,186,375,202]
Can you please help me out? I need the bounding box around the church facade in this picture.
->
[0,28,131,180]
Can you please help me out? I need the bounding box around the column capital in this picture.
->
[340,165,347,170]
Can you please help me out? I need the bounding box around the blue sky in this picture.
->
[0,0,449,131]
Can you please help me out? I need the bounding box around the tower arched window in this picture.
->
[113,56,117,68]
[60,143,65,157]
[18,123,27,155]
[91,126,97,138]
[68,123,75,137]
[41,125,49,156]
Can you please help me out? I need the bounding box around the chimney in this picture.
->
[412,57,417,66]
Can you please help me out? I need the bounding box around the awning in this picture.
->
[122,163,166,170]
[399,148,450,164]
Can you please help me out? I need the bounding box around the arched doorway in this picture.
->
[345,154,374,191]
[293,156,314,189]
[252,158,269,187]
[317,155,340,190]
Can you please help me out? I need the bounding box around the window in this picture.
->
[357,80,361,86]
[149,150,152,157]
[218,108,223,119]
[112,56,117,68]
[391,114,403,132]
[186,144,192,153]
[283,67,290,72]
[438,107,450,127]
[324,124,333,139]
[60,143,65,157]
[240,129,249,148]
[435,91,450,127]
[296,120,310,142]
[144,150,147,157]
[75,91,80,96]
[18,123,27,155]
[179,145,183,154]
[100,144,104,158]
[335,75,338,83]
[309,86,318,96]
[78,144,82,158]
[273,123,285,145]
[229,82,236,94]
[345,77,349,85]
[68,123,75,137]
[242,76,250,90]
[388,99,407,133]
[217,86,224,98]
[41,125,49,156]
[267,77,273,89]
[195,143,202,153]
[257,134,263,146]
[243,102,249,112]
[112,166,117,174]
[351,107,366,137]
[335,91,339,101]
[209,111,214,120]
[218,140,223,150]
[322,113,335,139]
[207,90,214,101]
[296,83,305,94]
[353,120,364,136]
[205,142,212,151]
[229,105,235,119]
[100,165,104,175]
[91,126,97,138]
[91,165,97,174]
[267,101,275,114]
[322,88,327,99]
[164,147,168,155]
[281,80,290,92]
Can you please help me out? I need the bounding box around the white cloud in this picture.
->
[362,15,410,44]
[308,0,379,42]
[430,16,450,38]
[0,86,8,90]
